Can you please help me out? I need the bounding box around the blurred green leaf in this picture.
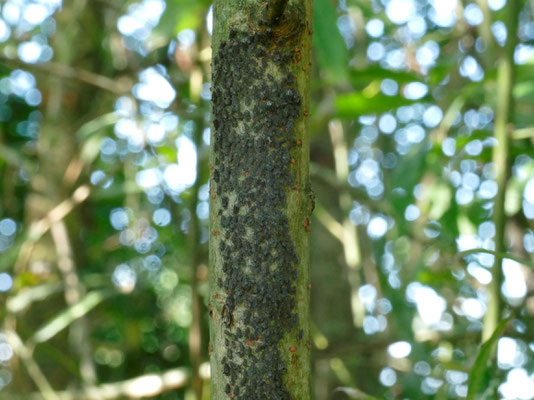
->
[439,201,459,247]
[417,269,456,286]
[428,61,456,86]
[335,92,418,116]
[516,63,534,83]
[154,0,210,37]
[514,80,534,97]
[157,146,178,162]
[427,182,452,220]
[313,0,348,83]
[455,130,492,149]
[388,141,428,233]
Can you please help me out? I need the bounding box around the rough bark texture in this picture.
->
[209,0,312,399]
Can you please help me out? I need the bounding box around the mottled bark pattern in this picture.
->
[210,1,312,399]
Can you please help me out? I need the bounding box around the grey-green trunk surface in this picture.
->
[209,0,312,399]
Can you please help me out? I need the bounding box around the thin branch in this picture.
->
[30,290,110,345]
[328,120,361,270]
[458,248,534,269]
[5,368,190,400]
[325,119,365,327]
[314,201,345,243]
[314,330,481,360]
[50,221,98,383]
[187,86,207,400]
[512,127,534,140]
[0,54,131,94]
[474,0,495,67]
[0,184,91,273]
[6,331,60,400]
[7,283,63,313]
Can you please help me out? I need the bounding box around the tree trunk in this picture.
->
[209,0,313,399]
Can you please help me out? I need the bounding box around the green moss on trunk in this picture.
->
[209,1,312,399]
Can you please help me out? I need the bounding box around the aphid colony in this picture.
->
[212,26,302,400]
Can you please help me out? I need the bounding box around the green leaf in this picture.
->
[417,269,456,286]
[313,0,348,83]
[335,92,420,117]
[467,317,511,400]
[455,130,493,149]
[427,60,456,86]
[154,0,209,37]
[157,145,178,163]
[439,200,459,247]
[387,141,428,233]
[516,63,534,83]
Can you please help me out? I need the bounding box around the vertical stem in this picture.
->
[481,0,519,342]
[188,113,206,400]
[327,120,364,327]
[50,221,97,384]
[475,0,495,66]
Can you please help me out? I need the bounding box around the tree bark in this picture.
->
[209,0,313,399]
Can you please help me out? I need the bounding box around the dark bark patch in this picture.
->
[212,27,302,400]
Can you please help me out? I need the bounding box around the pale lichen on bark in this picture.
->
[209,0,312,399]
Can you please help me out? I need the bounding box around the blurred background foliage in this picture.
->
[1,0,534,399]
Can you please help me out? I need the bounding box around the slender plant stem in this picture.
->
[459,248,534,269]
[3,367,190,400]
[0,54,130,94]
[6,332,60,400]
[481,0,519,343]
[50,221,98,384]
[188,81,207,400]
[327,119,364,327]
